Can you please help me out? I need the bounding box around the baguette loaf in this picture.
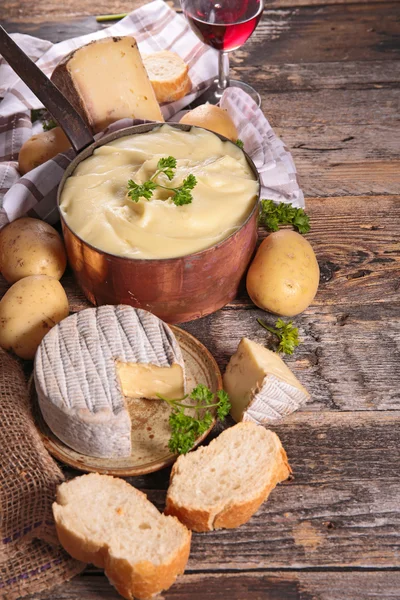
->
[143,51,191,103]
[53,473,191,599]
[165,423,291,532]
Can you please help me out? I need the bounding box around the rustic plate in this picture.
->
[30,326,222,476]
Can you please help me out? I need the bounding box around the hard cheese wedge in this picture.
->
[223,338,309,424]
[51,36,164,133]
[34,305,185,458]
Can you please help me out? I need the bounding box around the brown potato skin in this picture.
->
[0,275,69,360]
[179,105,238,141]
[18,126,70,174]
[0,217,67,283]
[246,230,320,316]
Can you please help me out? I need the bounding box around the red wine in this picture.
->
[183,0,263,52]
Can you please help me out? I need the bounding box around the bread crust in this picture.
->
[53,478,191,600]
[143,51,191,103]
[151,76,191,104]
[55,517,191,599]
[165,429,291,532]
[106,537,191,600]
[214,447,291,530]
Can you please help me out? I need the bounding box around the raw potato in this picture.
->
[18,127,71,174]
[0,275,69,360]
[246,230,320,316]
[0,218,67,283]
[179,104,238,141]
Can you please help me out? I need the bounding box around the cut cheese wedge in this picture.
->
[34,305,185,458]
[51,36,164,133]
[223,338,310,424]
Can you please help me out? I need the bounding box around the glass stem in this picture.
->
[217,51,230,94]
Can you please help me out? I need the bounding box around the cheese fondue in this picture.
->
[60,125,259,259]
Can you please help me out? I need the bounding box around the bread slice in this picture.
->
[143,51,191,103]
[53,473,191,599]
[165,423,291,532]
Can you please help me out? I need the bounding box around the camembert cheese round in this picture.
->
[34,305,186,458]
[59,124,259,259]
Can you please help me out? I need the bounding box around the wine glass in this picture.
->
[180,0,264,106]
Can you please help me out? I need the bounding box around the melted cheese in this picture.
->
[60,125,258,259]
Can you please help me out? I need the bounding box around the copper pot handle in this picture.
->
[0,25,94,153]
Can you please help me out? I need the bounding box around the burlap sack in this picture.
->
[0,347,85,599]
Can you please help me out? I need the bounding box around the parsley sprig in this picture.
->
[235,139,244,149]
[42,118,57,131]
[127,156,197,206]
[257,318,300,355]
[158,384,231,455]
[30,109,57,131]
[260,200,310,234]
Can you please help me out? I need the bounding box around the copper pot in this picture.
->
[59,123,259,323]
[0,34,259,323]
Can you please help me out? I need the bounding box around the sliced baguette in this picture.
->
[143,51,191,103]
[53,473,191,599]
[165,423,291,532]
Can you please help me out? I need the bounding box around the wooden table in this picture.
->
[3,0,400,598]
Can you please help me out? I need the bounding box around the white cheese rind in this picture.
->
[34,305,185,458]
[243,375,310,424]
[223,338,310,425]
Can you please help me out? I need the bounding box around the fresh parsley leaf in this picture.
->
[126,157,197,206]
[155,156,177,181]
[235,139,244,149]
[216,390,231,420]
[259,200,310,235]
[31,109,46,123]
[172,174,197,206]
[127,179,157,202]
[258,317,300,355]
[158,384,231,454]
[190,383,214,405]
[42,118,57,131]
[30,109,57,131]
[168,412,197,455]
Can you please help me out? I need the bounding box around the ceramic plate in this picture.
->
[31,326,222,476]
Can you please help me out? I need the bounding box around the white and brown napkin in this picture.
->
[0,0,303,230]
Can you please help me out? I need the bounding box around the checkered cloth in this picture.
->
[0,0,304,230]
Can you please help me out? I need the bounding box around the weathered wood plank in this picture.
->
[182,302,400,411]
[258,89,399,128]
[139,479,400,569]
[2,0,392,25]
[27,571,400,600]
[245,3,400,65]
[236,60,400,92]
[296,160,399,197]
[277,127,400,197]
[108,412,400,491]
[3,3,400,65]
